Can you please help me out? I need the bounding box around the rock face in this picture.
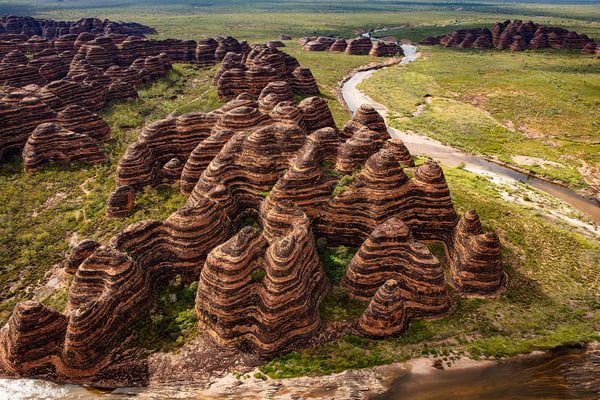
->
[0,23,506,383]
[107,185,136,217]
[22,123,106,171]
[419,20,595,52]
[345,37,373,55]
[357,279,408,338]
[56,105,110,142]
[341,217,451,318]
[448,210,505,296]
[300,36,399,57]
[1,30,287,166]
[212,43,316,99]
[369,41,402,57]
[196,202,329,355]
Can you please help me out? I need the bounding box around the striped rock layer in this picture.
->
[300,36,401,57]
[0,73,505,379]
[419,19,595,52]
[22,122,106,171]
[196,201,329,355]
[213,43,317,99]
[0,32,276,165]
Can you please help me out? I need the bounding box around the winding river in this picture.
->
[342,44,600,225]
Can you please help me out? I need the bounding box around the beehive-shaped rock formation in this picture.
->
[341,104,387,140]
[421,20,595,52]
[357,279,408,338]
[0,94,55,160]
[107,185,136,217]
[196,201,328,355]
[316,152,457,246]
[56,104,110,142]
[341,217,451,317]
[448,210,505,296]
[298,96,335,132]
[369,41,401,57]
[22,123,106,171]
[345,37,373,55]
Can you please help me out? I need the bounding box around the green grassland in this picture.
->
[0,0,599,379]
[360,47,600,189]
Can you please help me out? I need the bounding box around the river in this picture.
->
[342,44,600,225]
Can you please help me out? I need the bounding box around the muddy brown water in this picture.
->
[375,346,600,400]
[342,44,600,224]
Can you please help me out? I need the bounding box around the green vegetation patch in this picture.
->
[125,278,199,354]
[360,47,600,189]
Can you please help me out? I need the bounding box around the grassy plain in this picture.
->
[0,0,598,379]
[360,47,600,189]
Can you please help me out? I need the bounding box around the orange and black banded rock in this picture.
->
[186,122,304,215]
[357,279,408,338]
[160,158,184,184]
[329,39,348,52]
[291,67,319,95]
[180,129,236,195]
[341,217,451,317]
[215,36,244,62]
[268,41,285,48]
[261,141,335,220]
[306,127,342,162]
[196,38,218,66]
[116,141,157,190]
[0,94,55,160]
[42,78,107,111]
[369,41,401,57]
[0,63,46,87]
[269,101,308,133]
[335,127,388,174]
[448,210,505,296]
[341,104,388,140]
[56,104,110,142]
[107,185,136,217]
[2,49,28,64]
[0,195,235,377]
[383,138,414,168]
[196,201,328,355]
[107,79,138,101]
[298,96,335,132]
[22,123,106,171]
[316,151,457,246]
[116,110,219,192]
[0,301,68,376]
[63,239,101,275]
[258,81,295,112]
[424,20,595,52]
[214,42,314,99]
[345,37,373,55]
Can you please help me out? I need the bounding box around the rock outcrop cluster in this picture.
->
[0,84,506,381]
[0,15,156,39]
[0,15,506,383]
[211,42,317,99]
[1,27,315,170]
[419,20,596,53]
[300,36,402,57]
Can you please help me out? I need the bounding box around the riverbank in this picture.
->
[337,47,600,230]
[358,45,600,202]
[3,343,598,399]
